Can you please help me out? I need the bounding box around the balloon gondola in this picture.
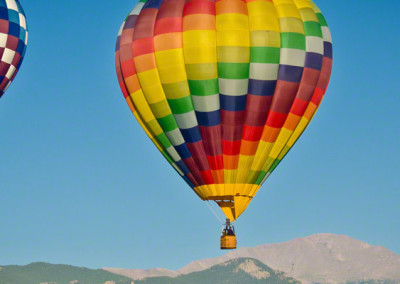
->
[115,0,332,249]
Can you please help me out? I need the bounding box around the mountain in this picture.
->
[105,234,400,283]
[134,258,301,284]
[0,262,133,284]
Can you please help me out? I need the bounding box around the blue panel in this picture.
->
[175,144,192,160]
[305,52,323,70]
[143,0,163,9]
[196,110,220,127]
[278,65,304,83]
[176,160,190,175]
[8,22,20,37]
[8,10,19,24]
[181,127,202,143]
[220,94,247,111]
[324,42,333,59]
[248,79,276,96]
[0,7,8,20]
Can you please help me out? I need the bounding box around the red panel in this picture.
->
[158,0,185,18]
[270,80,300,113]
[222,140,241,155]
[184,0,215,16]
[290,98,308,116]
[132,9,158,40]
[154,17,183,35]
[132,38,155,57]
[207,154,224,170]
[242,125,264,141]
[266,111,288,128]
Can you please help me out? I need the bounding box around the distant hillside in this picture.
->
[0,262,132,284]
[105,234,400,283]
[135,258,300,284]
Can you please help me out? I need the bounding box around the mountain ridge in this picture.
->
[104,233,400,283]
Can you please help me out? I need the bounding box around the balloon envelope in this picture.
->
[115,0,332,221]
[0,0,28,98]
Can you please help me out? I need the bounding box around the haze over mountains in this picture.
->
[105,234,400,283]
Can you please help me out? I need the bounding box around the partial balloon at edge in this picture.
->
[0,0,28,98]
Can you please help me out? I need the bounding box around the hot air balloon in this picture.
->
[0,0,28,98]
[115,0,332,249]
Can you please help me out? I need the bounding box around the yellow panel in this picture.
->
[247,1,276,17]
[216,14,249,31]
[147,118,164,136]
[269,128,293,159]
[224,169,238,185]
[185,63,218,80]
[251,141,274,171]
[183,46,217,64]
[183,30,216,48]
[217,30,250,47]
[130,90,152,121]
[250,30,281,47]
[215,184,225,196]
[149,100,171,118]
[237,154,254,170]
[249,16,280,32]
[137,69,159,88]
[298,7,318,22]
[308,0,321,13]
[141,85,166,105]
[217,46,249,63]
[287,117,309,147]
[275,3,302,19]
[294,0,313,9]
[155,49,185,67]
[273,0,294,5]
[161,82,190,100]
[279,17,305,34]
[157,65,187,84]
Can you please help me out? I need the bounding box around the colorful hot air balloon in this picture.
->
[115,0,332,249]
[0,0,28,98]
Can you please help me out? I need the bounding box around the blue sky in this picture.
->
[0,0,399,270]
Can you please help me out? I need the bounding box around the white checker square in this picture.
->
[6,0,19,11]
[2,48,16,64]
[0,33,7,48]
[5,65,16,79]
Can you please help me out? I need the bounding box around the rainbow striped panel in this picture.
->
[115,0,333,221]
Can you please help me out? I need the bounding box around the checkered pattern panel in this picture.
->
[0,0,28,98]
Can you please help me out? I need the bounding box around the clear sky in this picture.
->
[0,0,399,270]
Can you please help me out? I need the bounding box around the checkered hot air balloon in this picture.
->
[115,0,332,248]
[0,0,28,98]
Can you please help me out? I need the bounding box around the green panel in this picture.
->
[255,171,268,185]
[303,21,322,37]
[156,133,172,148]
[218,63,249,79]
[168,96,194,114]
[268,159,281,174]
[157,114,177,133]
[281,33,306,50]
[188,79,219,96]
[316,13,328,27]
[250,47,280,64]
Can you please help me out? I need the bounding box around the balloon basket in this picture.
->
[220,235,237,250]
